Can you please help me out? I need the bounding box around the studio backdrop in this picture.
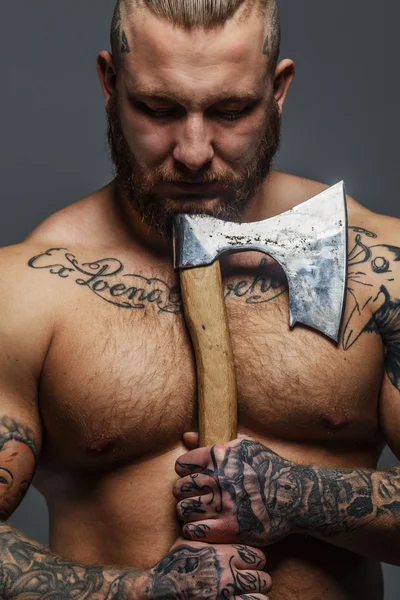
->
[0,1,398,598]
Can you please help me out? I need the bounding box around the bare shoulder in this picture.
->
[268,170,368,219]
[269,170,398,227]
[25,185,112,249]
[0,242,58,378]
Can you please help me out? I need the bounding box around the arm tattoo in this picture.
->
[0,526,129,599]
[0,417,39,520]
[345,226,400,390]
[0,417,37,462]
[180,440,400,544]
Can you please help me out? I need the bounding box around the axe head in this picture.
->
[173,181,348,343]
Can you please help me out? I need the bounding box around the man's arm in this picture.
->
[0,246,147,599]
[174,437,400,565]
[293,215,400,563]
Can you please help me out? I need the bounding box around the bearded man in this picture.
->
[0,1,399,599]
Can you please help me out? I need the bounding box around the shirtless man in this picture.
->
[0,0,399,598]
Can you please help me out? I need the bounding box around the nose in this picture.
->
[172,114,214,171]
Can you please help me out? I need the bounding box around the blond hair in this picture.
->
[111,0,280,70]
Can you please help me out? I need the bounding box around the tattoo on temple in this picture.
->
[121,31,131,54]
[28,226,400,390]
[111,1,121,52]
[263,3,279,57]
[179,440,400,545]
[111,1,131,55]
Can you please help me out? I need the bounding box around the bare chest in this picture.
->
[35,249,384,472]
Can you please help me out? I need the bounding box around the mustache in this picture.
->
[140,167,241,190]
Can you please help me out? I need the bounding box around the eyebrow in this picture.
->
[127,86,262,106]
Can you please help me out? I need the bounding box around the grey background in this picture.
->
[0,0,398,597]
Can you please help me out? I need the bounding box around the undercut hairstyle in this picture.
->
[110,0,280,72]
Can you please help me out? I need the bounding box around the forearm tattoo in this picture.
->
[0,421,132,598]
[0,527,128,600]
[179,440,400,544]
[28,225,400,391]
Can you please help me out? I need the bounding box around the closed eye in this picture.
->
[132,100,254,122]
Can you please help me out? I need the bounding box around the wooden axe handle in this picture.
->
[180,260,238,447]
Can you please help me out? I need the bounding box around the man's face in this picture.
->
[107,5,281,236]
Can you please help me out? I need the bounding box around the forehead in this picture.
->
[121,5,269,104]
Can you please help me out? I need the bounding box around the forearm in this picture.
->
[0,523,149,599]
[294,463,400,564]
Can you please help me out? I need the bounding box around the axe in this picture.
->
[173,182,348,446]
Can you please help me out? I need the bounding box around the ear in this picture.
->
[97,50,117,108]
[273,58,295,113]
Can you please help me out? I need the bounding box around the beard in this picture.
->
[107,89,281,237]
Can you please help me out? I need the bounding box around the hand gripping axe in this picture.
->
[173,182,348,446]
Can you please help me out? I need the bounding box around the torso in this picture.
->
[25,172,390,599]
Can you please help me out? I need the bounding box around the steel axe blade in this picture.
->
[174,181,348,342]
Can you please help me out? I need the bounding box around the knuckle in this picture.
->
[212,443,227,461]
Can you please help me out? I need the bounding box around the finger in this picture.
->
[183,518,243,545]
[232,545,267,571]
[177,494,216,521]
[175,446,212,476]
[234,569,272,596]
[183,432,199,449]
[173,472,217,500]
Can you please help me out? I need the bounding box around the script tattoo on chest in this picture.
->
[27,249,287,314]
[28,249,183,314]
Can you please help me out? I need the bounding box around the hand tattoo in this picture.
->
[178,439,400,545]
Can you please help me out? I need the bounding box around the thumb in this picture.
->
[183,432,199,449]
